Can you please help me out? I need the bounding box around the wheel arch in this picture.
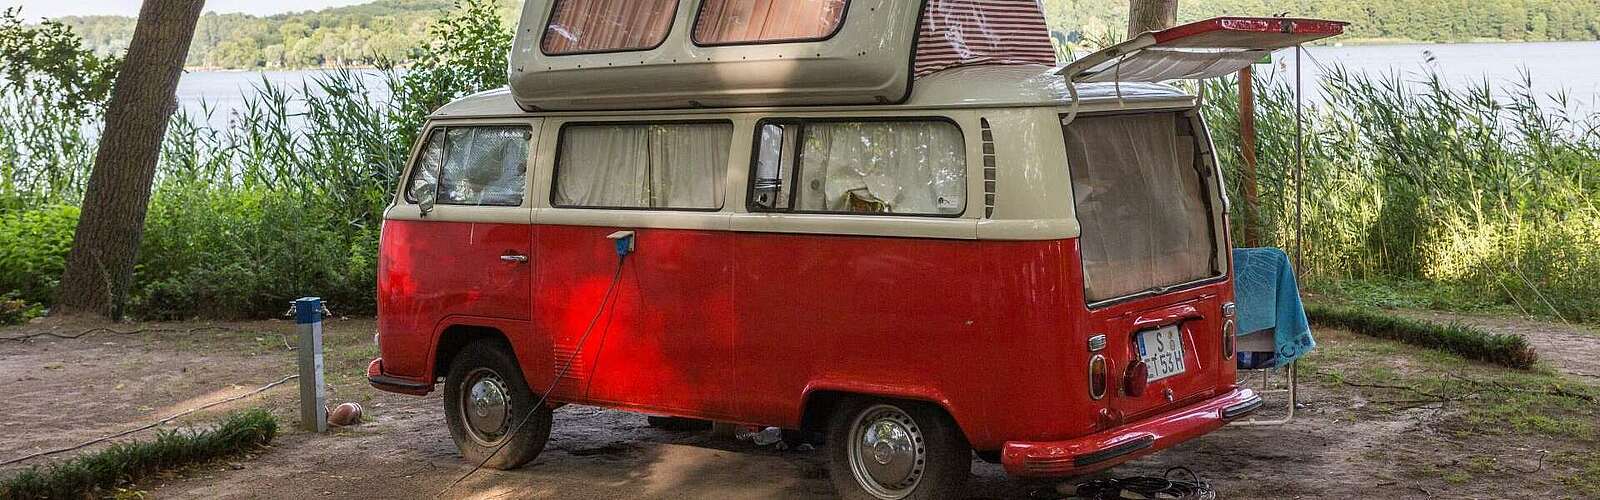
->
[797,386,977,445]
[431,323,513,381]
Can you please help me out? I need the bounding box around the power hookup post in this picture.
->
[295,297,328,433]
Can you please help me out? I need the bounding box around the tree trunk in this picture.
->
[54,0,205,319]
[1239,66,1261,247]
[1128,0,1179,37]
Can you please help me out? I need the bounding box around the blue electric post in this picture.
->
[295,297,327,433]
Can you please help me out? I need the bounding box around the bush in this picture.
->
[0,205,78,305]
[131,187,378,319]
[0,408,278,499]
[1306,304,1538,369]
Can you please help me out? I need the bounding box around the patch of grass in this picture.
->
[0,409,278,499]
[1552,451,1600,498]
[1307,304,1537,369]
[0,292,44,325]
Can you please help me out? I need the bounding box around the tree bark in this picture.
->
[1127,0,1179,37]
[54,0,205,319]
[1239,66,1261,247]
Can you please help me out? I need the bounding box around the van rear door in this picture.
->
[1064,110,1229,419]
[1056,17,1347,84]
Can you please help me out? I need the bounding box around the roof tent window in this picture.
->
[554,122,732,209]
[1065,112,1219,304]
[693,0,849,46]
[915,0,1056,76]
[542,0,678,55]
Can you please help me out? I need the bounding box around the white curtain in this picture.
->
[555,123,731,208]
[1065,113,1216,302]
[795,121,965,215]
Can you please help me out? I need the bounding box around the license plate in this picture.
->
[1136,325,1187,382]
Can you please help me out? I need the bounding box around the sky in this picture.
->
[2,0,373,19]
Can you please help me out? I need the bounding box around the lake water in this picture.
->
[173,41,1600,131]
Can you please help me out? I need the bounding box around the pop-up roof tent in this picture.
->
[507,0,1058,111]
[508,0,1347,112]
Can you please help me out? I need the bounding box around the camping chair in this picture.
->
[1230,330,1297,426]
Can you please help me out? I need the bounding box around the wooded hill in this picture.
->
[44,0,1600,70]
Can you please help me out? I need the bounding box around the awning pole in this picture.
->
[1293,45,1305,271]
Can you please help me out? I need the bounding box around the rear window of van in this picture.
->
[1064,112,1219,304]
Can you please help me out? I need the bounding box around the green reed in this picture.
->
[1203,66,1600,322]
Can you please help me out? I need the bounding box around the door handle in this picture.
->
[500,254,529,263]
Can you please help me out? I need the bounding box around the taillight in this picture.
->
[1088,354,1108,400]
[1124,361,1149,397]
[1222,319,1236,360]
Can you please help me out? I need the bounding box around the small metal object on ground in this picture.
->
[296,297,327,433]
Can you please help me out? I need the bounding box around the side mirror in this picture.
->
[418,183,437,216]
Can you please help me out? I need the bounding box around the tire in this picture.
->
[442,339,552,470]
[827,398,971,500]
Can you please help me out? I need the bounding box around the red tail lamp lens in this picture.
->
[1124,361,1149,397]
[1088,354,1108,400]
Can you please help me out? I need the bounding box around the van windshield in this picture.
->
[1063,111,1220,305]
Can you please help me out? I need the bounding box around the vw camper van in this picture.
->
[368,1,1345,497]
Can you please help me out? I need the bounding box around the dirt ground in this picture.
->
[2,313,1596,499]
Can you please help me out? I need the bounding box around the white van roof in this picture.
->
[432,65,1195,119]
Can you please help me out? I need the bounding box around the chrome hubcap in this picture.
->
[460,368,509,445]
[848,405,926,499]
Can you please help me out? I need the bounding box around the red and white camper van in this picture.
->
[367,1,1344,497]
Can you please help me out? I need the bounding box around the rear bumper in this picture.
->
[1001,387,1261,477]
[367,358,434,396]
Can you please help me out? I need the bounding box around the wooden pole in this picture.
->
[1239,66,1261,247]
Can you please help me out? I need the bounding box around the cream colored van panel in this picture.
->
[978,108,1078,238]
[508,0,920,111]
[729,214,977,239]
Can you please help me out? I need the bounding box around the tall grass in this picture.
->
[1202,67,1600,322]
[0,0,506,319]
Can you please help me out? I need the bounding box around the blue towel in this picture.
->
[1232,247,1315,367]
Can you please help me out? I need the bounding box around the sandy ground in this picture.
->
[2,314,1595,499]
[1399,309,1600,381]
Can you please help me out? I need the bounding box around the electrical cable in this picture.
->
[0,374,299,467]
[0,325,233,342]
[1071,466,1217,500]
[436,252,628,498]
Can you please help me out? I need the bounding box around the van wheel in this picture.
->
[443,340,551,470]
[827,399,970,500]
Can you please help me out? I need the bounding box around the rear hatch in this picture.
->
[1064,109,1229,418]
[1058,16,1345,419]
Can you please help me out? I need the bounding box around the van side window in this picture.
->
[404,126,531,207]
[751,119,966,216]
[694,0,849,46]
[543,0,678,55]
[553,122,732,209]
[405,129,445,203]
